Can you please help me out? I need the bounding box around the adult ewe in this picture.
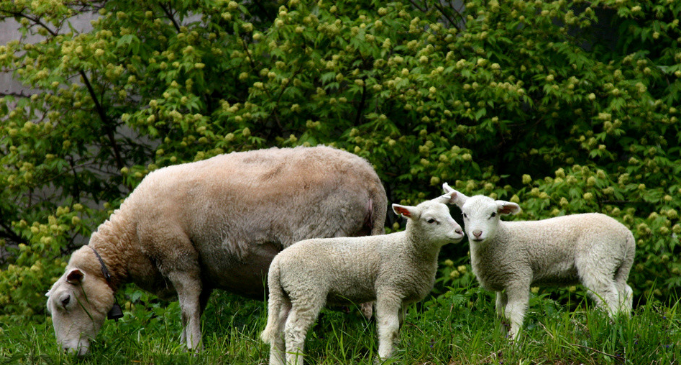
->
[46,146,387,355]
[261,192,465,365]
[442,183,635,339]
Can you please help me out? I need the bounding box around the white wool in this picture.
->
[443,183,635,339]
[260,193,465,365]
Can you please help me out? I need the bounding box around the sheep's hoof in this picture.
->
[360,302,374,320]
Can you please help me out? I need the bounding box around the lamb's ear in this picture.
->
[432,190,456,205]
[496,201,521,215]
[66,268,84,284]
[442,182,468,207]
[393,204,418,219]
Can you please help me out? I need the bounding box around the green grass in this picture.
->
[2,285,680,365]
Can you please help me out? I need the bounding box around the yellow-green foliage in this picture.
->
[1,0,680,321]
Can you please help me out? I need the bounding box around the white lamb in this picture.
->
[260,192,465,365]
[442,183,635,339]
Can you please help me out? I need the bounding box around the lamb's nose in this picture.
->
[473,230,482,238]
[455,228,463,235]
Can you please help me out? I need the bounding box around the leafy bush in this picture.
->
[1,0,681,322]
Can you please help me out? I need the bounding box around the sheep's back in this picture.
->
[275,236,386,304]
[475,213,631,289]
[119,146,385,299]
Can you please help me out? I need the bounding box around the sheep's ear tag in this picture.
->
[108,303,123,321]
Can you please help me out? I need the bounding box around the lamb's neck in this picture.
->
[86,212,137,292]
[403,229,442,263]
[470,222,511,262]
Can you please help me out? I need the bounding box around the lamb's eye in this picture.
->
[490,212,497,218]
[427,218,438,224]
[463,213,468,219]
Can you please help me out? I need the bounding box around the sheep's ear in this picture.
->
[442,183,468,207]
[393,204,417,219]
[496,201,521,215]
[66,268,84,284]
[432,190,456,205]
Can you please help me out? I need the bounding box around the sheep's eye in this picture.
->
[490,212,497,218]
[427,218,438,224]
[463,213,468,219]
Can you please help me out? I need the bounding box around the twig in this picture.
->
[159,3,181,33]
[353,79,367,126]
[78,70,124,170]
[570,342,624,361]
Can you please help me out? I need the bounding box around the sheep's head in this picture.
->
[46,264,113,356]
[442,183,521,244]
[392,191,465,246]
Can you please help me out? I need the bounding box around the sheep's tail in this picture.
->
[261,259,284,345]
[367,182,387,236]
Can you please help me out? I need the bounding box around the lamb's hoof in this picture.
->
[360,302,374,320]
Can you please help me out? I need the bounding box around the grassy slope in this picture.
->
[1,286,680,365]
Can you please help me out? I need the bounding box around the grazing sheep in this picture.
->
[442,183,635,339]
[45,146,387,355]
[260,192,465,365]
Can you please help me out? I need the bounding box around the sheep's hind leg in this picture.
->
[495,291,508,317]
[582,275,620,317]
[270,299,291,365]
[284,298,324,365]
[578,260,620,317]
[376,294,402,361]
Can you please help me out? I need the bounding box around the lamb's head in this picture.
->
[392,191,465,246]
[442,183,521,244]
[46,265,113,356]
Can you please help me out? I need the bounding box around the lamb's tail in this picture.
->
[261,259,285,345]
[615,230,636,312]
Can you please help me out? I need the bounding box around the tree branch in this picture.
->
[252,0,275,23]
[353,79,368,126]
[0,221,24,244]
[432,1,460,31]
[159,3,181,33]
[0,91,35,98]
[78,70,124,170]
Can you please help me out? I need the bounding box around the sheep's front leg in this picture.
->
[168,271,204,351]
[504,284,530,340]
[376,295,402,361]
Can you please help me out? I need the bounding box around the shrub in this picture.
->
[1,0,680,321]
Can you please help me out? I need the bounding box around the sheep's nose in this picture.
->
[455,228,463,235]
[472,230,482,238]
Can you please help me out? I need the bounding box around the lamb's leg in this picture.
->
[376,294,402,361]
[270,299,291,365]
[504,284,529,340]
[168,271,203,351]
[495,291,508,317]
[583,276,620,317]
[578,259,620,316]
[398,305,407,328]
[284,298,324,365]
